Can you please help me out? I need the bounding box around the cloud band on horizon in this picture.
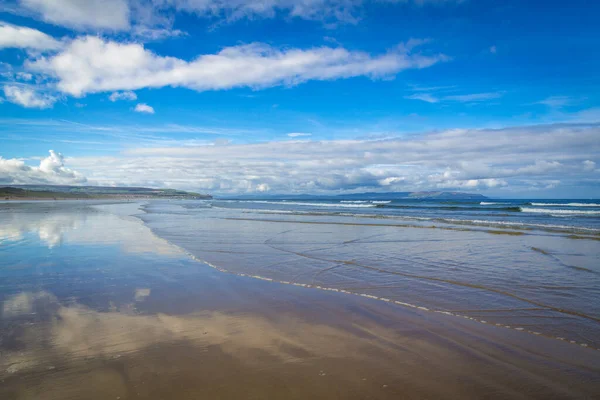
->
[1,123,597,196]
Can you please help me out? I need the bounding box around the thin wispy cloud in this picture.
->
[534,96,578,108]
[287,132,312,137]
[442,92,503,102]
[405,93,439,103]
[7,0,466,33]
[405,91,503,103]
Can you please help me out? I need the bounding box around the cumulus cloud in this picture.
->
[109,90,138,102]
[28,36,447,97]
[0,22,62,50]
[0,150,87,185]
[64,123,600,195]
[3,85,56,108]
[134,103,155,113]
[19,0,131,31]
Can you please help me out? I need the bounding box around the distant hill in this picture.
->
[1,185,211,200]
[221,191,488,201]
[334,191,488,200]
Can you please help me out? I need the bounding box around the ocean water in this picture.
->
[139,197,600,348]
[212,198,600,233]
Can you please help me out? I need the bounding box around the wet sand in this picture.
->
[1,201,599,399]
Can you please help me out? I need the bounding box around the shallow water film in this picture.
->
[1,200,599,399]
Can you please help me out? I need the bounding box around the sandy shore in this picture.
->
[1,279,599,399]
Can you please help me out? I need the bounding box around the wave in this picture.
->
[225,200,377,208]
[340,200,391,204]
[529,203,600,207]
[212,206,600,234]
[430,218,600,233]
[521,207,600,216]
[480,202,509,205]
[381,204,522,212]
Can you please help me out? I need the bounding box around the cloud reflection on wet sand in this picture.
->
[1,201,600,399]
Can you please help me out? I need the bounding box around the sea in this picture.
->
[210,197,600,233]
[139,197,600,348]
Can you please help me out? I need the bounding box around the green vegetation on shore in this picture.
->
[1,185,212,200]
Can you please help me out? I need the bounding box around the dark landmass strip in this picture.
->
[221,191,488,201]
[1,185,212,200]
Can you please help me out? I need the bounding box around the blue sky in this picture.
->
[0,0,599,197]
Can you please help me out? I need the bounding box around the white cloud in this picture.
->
[287,132,312,137]
[405,93,438,103]
[16,72,33,81]
[135,103,155,113]
[583,160,596,171]
[0,150,87,185]
[162,0,462,25]
[166,0,362,24]
[6,0,465,35]
[534,96,575,109]
[131,26,187,41]
[256,183,270,192]
[430,178,507,189]
[109,90,138,102]
[19,0,131,31]
[489,45,497,54]
[0,22,62,50]
[3,85,56,108]
[63,123,600,195]
[442,92,503,102]
[405,91,503,104]
[28,36,447,97]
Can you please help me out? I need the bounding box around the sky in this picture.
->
[0,0,599,198]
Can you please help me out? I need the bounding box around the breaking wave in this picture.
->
[228,200,378,208]
[521,208,600,216]
[529,203,600,207]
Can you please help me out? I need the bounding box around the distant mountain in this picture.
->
[1,185,212,200]
[221,191,488,201]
